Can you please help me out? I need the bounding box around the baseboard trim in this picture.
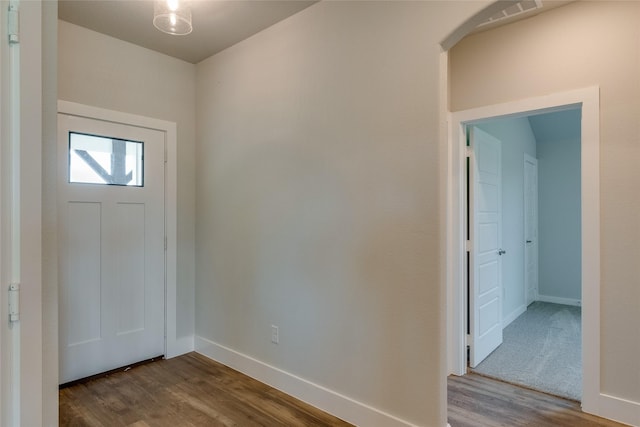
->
[536,295,581,307]
[195,336,422,427]
[166,335,194,359]
[591,393,640,427]
[502,305,526,328]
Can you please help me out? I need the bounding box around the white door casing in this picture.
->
[469,126,503,368]
[448,87,603,421]
[524,154,538,306]
[58,114,165,384]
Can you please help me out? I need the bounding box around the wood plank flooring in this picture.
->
[59,352,352,427]
[61,353,629,427]
[448,373,627,427]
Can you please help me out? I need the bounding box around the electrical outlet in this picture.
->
[271,325,279,344]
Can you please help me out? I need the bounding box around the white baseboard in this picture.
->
[502,305,526,328]
[536,294,581,307]
[195,336,422,427]
[590,393,640,427]
[166,335,194,359]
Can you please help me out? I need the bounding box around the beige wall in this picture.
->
[451,0,640,403]
[58,21,197,338]
[195,1,488,425]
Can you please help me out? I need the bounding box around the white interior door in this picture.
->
[58,113,165,384]
[524,154,539,306]
[469,126,503,368]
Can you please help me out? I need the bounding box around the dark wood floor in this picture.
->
[448,373,627,427]
[59,352,352,426]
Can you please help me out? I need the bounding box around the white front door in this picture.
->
[524,154,539,306]
[58,113,165,384]
[469,126,503,368]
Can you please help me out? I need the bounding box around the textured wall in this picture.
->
[532,110,582,302]
[195,1,489,425]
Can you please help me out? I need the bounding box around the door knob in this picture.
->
[498,249,506,255]
[526,240,532,243]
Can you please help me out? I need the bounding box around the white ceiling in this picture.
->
[58,0,317,64]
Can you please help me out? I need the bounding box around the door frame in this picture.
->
[57,100,184,358]
[446,87,600,413]
[523,153,538,306]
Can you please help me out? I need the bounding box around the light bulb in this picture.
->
[167,0,179,12]
[153,0,192,35]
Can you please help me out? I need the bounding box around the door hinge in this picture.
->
[8,283,19,323]
[465,240,471,252]
[8,3,19,44]
[164,236,167,250]
[465,145,472,157]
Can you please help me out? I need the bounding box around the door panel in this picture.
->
[479,297,500,335]
[114,202,146,335]
[469,126,503,368]
[58,114,165,384]
[64,202,102,347]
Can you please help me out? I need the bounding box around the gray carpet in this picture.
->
[472,301,582,401]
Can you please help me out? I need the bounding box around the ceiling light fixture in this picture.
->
[153,0,192,36]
